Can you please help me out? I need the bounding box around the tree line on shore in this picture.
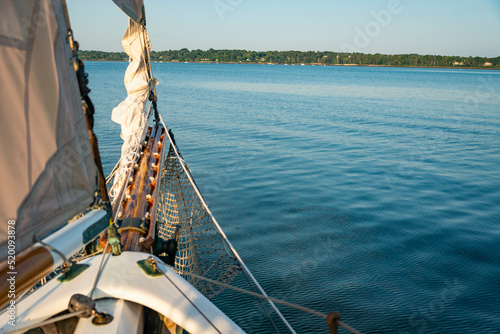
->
[79,49,500,68]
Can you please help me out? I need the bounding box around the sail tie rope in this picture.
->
[106,149,140,183]
[105,98,150,183]
[108,101,153,204]
[36,238,68,265]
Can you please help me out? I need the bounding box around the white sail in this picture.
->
[110,18,157,199]
[0,0,98,261]
[112,0,144,23]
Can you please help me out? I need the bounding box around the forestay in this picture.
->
[0,0,98,261]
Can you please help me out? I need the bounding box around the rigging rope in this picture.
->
[160,116,298,334]
[5,311,85,334]
[89,240,110,300]
[171,268,362,334]
[160,263,222,334]
[158,114,297,333]
[239,266,282,334]
[155,121,362,334]
[142,24,160,125]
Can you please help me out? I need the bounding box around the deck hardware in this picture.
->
[68,294,95,318]
[92,310,114,325]
[154,227,179,266]
[57,263,90,282]
[118,217,148,235]
[326,312,341,334]
[137,257,163,277]
[107,224,122,255]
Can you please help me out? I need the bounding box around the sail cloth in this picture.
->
[112,0,144,23]
[110,18,157,199]
[0,0,98,261]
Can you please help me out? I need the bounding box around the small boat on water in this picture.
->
[0,1,359,333]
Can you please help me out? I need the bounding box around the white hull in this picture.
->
[0,252,244,334]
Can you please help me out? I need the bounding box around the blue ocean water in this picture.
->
[86,61,500,334]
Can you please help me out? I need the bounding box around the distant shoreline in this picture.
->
[79,49,499,70]
[82,59,500,71]
[164,61,500,70]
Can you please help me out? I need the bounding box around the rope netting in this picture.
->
[104,124,242,299]
[156,143,241,299]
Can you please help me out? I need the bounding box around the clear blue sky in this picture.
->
[67,0,500,57]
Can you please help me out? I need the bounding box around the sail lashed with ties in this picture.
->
[109,18,157,201]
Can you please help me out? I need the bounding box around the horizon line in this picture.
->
[81,49,500,59]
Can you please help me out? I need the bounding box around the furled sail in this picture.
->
[112,0,144,23]
[109,18,157,200]
[0,0,98,261]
